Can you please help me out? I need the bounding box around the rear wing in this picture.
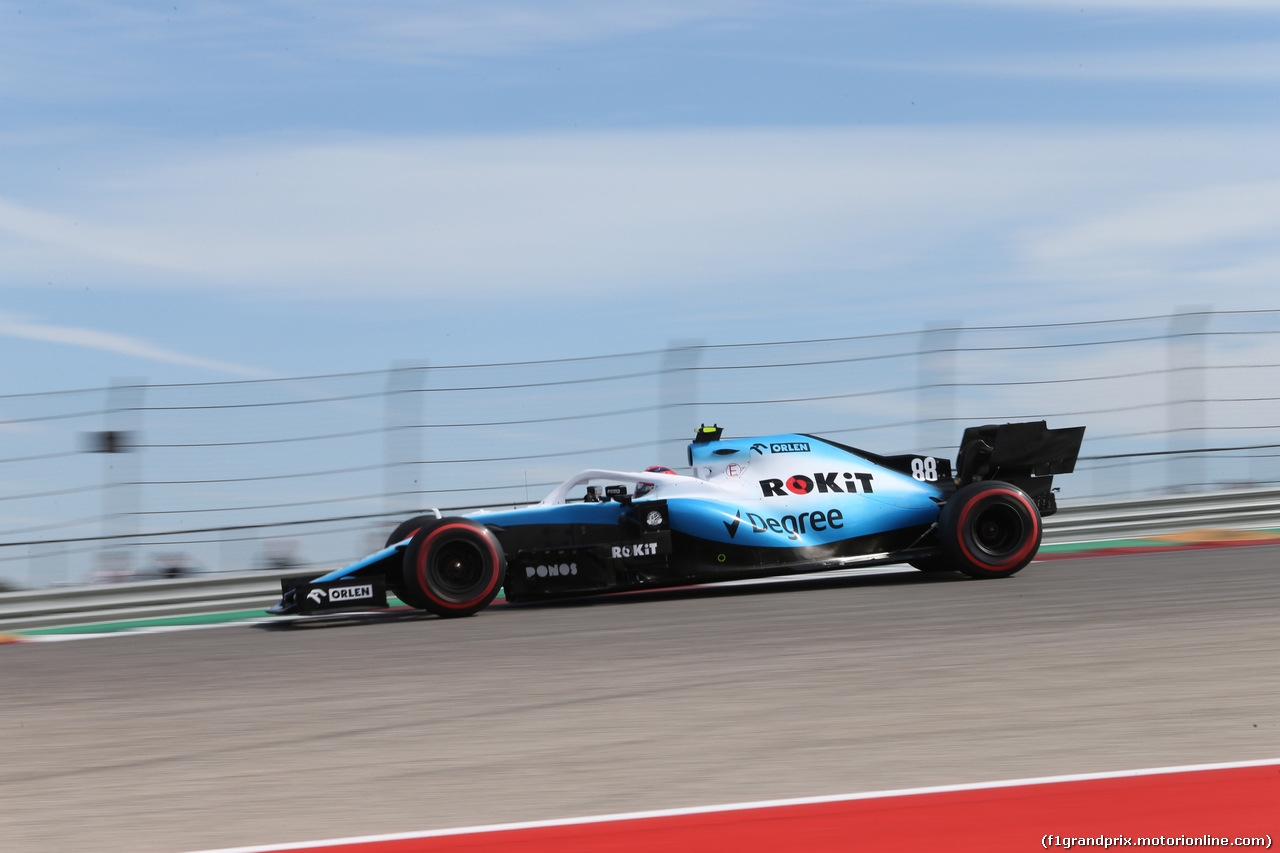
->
[955,421,1086,515]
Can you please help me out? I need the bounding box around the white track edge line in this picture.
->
[185,756,1280,853]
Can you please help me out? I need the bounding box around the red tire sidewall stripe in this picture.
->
[954,488,1041,570]
[414,523,502,611]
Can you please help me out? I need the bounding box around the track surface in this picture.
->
[3,548,1278,853]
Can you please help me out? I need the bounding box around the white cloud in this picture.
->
[878,42,1280,83]
[1,125,1279,318]
[0,0,762,74]
[0,199,189,272]
[920,0,1280,9]
[346,0,761,59]
[0,128,1019,292]
[1019,180,1280,289]
[0,313,272,377]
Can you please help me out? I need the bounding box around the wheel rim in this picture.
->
[430,538,487,598]
[970,502,1025,558]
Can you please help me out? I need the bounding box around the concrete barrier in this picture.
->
[0,569,317,632]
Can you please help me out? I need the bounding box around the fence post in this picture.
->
[660,341,703,469]
[917,323,960,456]
[91,379,145,581]
[385,363,428,522]
[1167,309,1210,492]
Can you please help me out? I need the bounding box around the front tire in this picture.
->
[400,518,506,617]
[385,515,439,550]
[384,515,440,605]
[937,482,1042,579]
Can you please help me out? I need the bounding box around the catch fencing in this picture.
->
[3,309,1280,589]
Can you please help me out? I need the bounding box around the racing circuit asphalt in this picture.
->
[2,547,1278,853]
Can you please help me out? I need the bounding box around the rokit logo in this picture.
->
[759,472,875,497]
[329,584,374,602]
[723,508,844,540]
[612,542,660,559]
[526,563,578,578]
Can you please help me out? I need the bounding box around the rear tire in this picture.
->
[401,518,506,617]
[937,482,1042,579]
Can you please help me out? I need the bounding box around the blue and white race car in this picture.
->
[267,421,1085,618]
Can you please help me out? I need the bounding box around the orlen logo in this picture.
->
[329,584,374,602]
[526,563,578,578]
[759,472,875,497]
[752,442,810,454]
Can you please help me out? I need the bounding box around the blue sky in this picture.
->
[2,0,1279,387]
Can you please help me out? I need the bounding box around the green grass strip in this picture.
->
[20,608,272,635]
[14,592,509,635]
[1039,539,1187,554]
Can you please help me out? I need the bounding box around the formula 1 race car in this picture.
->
[267,421,1085,618]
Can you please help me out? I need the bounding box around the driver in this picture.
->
[634,465,677,498]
